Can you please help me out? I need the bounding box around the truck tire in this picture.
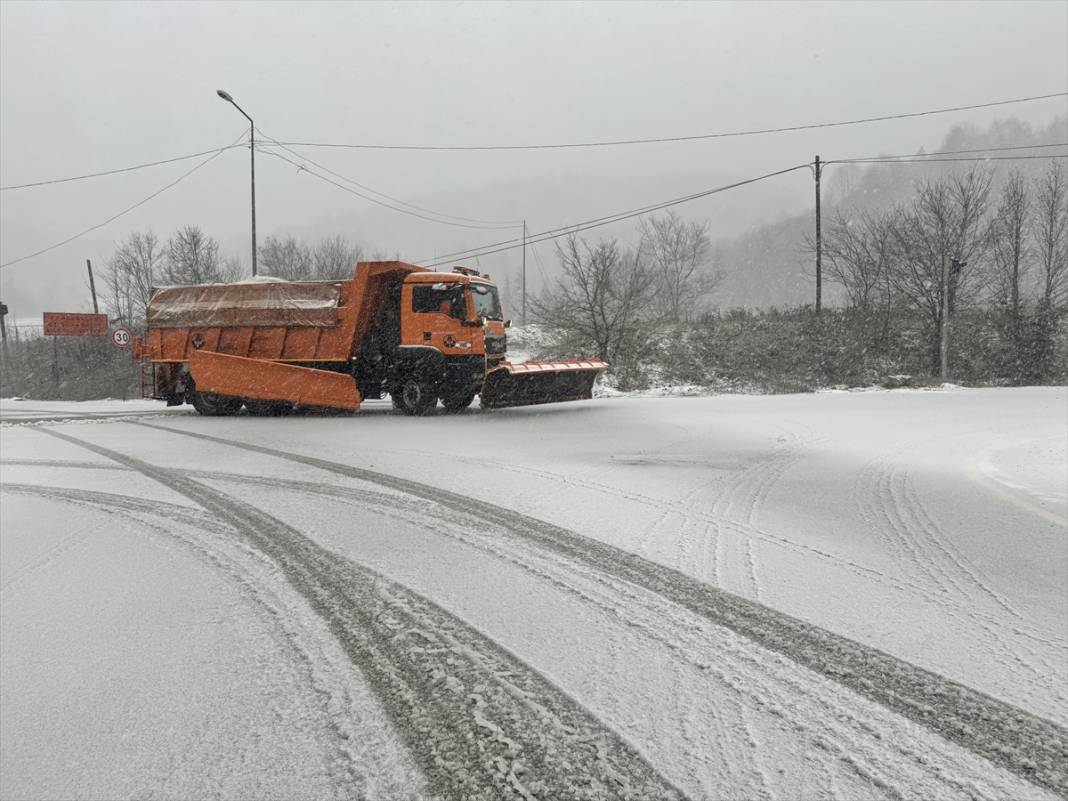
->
[441,390,476,413]
[245,399,293,416]
[190,391,242,416]
[393,378,437,416]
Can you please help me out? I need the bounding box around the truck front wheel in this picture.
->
[393,378,437,416]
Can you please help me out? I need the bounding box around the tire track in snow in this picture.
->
[128,421,1068,798]
[8,455,1061,651]
[898,466,1023,617]
[0,518,97,597]
[5,460,1055,799]
[0,410,191,426]
[0,482,399,799]
[456,445,1063,648]
[33,429,688,801]
[856,447,1063,708]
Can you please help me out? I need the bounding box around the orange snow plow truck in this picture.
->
[136,261,607,416]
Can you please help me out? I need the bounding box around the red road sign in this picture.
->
[111,327,131,347]
[42,312,108,336]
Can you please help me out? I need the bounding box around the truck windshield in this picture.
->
[470,284,503,320]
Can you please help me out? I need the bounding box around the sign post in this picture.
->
[42,312,109,388]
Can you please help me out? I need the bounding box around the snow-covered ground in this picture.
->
[1,388,1065,800]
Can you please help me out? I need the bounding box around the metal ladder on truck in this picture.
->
[139,358,157,400]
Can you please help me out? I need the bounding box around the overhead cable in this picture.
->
[0,142,248,191]
[0,132,247,270]
[254,128,522,228]
[418,150,1068,267]
[269,92,1068,152]
[419,164,811,267]
[829,153,1068,165]
[255,146,521,230]
[827,142,1068,163]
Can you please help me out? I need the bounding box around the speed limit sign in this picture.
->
[111,327,131,348]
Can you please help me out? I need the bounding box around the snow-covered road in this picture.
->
[1,388,1065,800]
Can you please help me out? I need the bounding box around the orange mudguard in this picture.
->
[189,350,361,411]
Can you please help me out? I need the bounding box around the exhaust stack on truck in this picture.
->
[136,261,606,416]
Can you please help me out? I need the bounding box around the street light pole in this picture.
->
[941,257,966,381]
[217,89,257,276]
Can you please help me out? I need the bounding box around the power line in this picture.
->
[418,149,1068,268]
[0,132,246,270]
[270,92,1067,152]
[256,146,523,231]
[254,128,522,227]
[830,153,1068,165]
[827,142,1068,164]
[0,142,248,191]
[3,92,1062,192]
[399,148,1068,266]
[420,164,811,268]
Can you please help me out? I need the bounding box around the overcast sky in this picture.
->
[1,0,1065,319]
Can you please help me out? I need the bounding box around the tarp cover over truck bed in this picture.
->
[147,281,342,329]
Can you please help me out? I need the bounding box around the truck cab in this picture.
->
[358,267,510,414]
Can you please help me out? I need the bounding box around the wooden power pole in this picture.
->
[522,220,527,327]
[86,259,99,314]
[814,155,822,315]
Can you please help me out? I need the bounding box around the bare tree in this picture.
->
[259,235,313,280]
[532,235,657,368]
[222,254,245,281]
[988,171,1031,322]
[161,225,231,284]
[887,168,993,372]
[821,208,895,311]
[638,211,717,321]
[1033,160,1068,310]
[313,235,363,279]
[103,230,162,326]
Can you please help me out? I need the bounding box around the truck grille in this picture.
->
[485,334,507,355]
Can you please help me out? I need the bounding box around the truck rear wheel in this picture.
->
[393,378,437,416]
[441,390,476,413]
[190,391,242,416]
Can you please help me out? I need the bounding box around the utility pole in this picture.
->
[86,259,99,314]
[217,90,257,276]
[522,220,527,327]
[0,301,8,357]
[941,257,965,380]
[814,155,822,315]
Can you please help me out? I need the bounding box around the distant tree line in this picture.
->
[533,163,1067,390]
[819,162,1066,381]
[533,211,720,388]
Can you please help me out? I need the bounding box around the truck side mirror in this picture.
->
[505,320,511,328]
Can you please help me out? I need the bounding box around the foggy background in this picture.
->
[1,0,1065,322]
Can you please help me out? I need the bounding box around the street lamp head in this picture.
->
[216,89,233,102]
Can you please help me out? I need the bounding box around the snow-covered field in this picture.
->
[1,388,1065,800]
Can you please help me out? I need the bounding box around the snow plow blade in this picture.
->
[480,359,608,409]
[189,350,361,411]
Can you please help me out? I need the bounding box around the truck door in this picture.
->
[404,282,470,350]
